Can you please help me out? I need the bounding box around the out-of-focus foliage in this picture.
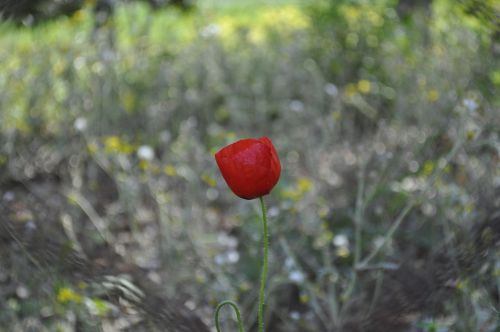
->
[0,0,499,331]
[0,0,193,24]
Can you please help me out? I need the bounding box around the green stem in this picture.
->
[258,196,269,332]
[214,300,245,332]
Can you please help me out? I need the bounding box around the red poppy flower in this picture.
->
[215,137,281,200]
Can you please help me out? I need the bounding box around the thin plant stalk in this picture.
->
[343,166,365,300]
[258,196,269,332]
[215,300,245,332]
[214,196,269,332]
[357,133,467,270]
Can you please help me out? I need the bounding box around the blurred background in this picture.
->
[0,0,499,331]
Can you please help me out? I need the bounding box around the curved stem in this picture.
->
[214,300,245,332]
[258,196,269,332]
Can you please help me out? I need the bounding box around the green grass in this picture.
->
[0,0,498,331]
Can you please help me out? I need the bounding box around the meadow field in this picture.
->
[0,0,499,331]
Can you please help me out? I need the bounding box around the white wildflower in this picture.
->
[137,145,154,161]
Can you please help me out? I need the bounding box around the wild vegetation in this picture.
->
[0,0,499,331]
